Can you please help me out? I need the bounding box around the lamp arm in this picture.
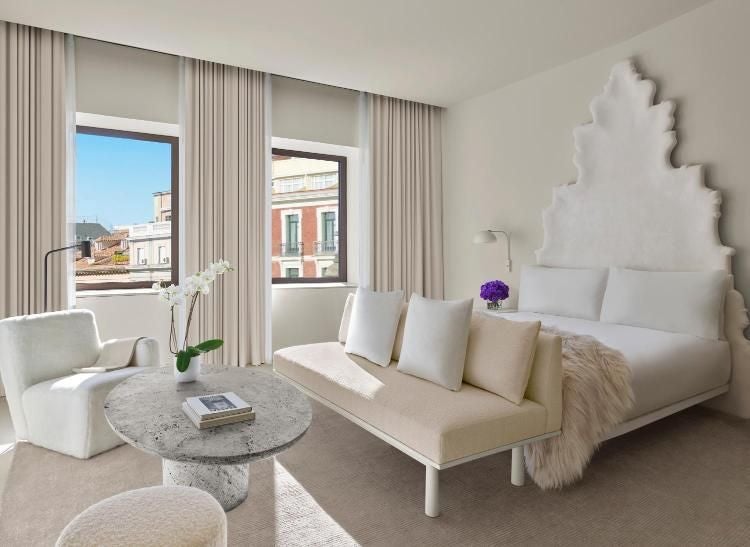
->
[43,243,84,312]
[489,230,512,272]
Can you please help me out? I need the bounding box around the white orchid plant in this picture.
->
[153,259,233,373]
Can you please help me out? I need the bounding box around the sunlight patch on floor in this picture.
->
[273,460,358,546]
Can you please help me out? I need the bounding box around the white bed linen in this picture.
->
[502,312,730,419]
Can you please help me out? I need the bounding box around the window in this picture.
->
[275,176,304,193]
[74,126,178,290]
[284,214,300,256]
[309,172,337,190]
[272,149,347,283]
[320,211,337,254]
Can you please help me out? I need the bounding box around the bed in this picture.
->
[518,59,750,424]
[503,312,731,423]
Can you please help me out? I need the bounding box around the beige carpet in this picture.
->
[1,401,748,546]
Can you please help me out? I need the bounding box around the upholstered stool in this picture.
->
[56,486,227,547]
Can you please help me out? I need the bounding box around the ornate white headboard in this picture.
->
[537,60,733,271]
[536,60,750,419]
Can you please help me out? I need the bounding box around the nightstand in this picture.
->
[476,307,518,315]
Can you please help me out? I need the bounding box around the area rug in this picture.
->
[1,402,749,546]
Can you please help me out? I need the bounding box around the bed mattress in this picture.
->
[502,311,731,419]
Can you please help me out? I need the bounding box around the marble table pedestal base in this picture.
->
[162,459,249,511]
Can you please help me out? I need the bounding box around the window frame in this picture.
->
[75,125,179,291]
[272,148,347,284]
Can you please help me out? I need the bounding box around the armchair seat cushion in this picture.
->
[274,342,548,465]
[22,367,145,459]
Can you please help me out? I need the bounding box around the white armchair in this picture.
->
[0,309,160,459]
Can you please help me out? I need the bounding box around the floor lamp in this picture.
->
[44,240,92,312]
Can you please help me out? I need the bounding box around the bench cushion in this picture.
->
[274,342,548,464]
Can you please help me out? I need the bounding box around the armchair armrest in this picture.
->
[130,337,161,367]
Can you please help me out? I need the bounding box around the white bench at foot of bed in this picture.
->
[273,336,563,517]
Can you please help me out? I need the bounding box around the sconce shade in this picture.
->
[473,230,497,244]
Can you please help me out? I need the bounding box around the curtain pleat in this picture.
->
[369,95,443,299]
[0,22,67,319]
[184,59,266,367]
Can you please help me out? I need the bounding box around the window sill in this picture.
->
[272,282,357,290]
[76,288,160,298]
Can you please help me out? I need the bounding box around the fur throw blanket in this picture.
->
[524,326,634,489]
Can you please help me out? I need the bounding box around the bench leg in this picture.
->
[511,446,526,486]
[425,465,440,517]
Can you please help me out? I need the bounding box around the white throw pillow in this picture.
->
[600,268,727,339]
[339,293,409,360]
[338,293,355,343]
[396,294,473,391]
[518,265,608,320]
[344,288,404,366]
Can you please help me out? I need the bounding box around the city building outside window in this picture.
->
[271,148,347,283]
[74,126,178,290]
[285,214,300,256]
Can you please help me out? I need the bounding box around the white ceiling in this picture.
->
[0,0,712,106]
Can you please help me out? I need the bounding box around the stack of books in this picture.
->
[182,392,255,430]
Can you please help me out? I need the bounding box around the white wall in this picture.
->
[271,285,353,351]
[443,0,750,311]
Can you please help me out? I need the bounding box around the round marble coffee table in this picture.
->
[104,365,311,511]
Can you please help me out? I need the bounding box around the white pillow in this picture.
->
[518,265,608,320]
[344,288,404,366]
[338,293,355,343]
[396,294,473,391]
[600,268,727,339]
[339,293,409,360]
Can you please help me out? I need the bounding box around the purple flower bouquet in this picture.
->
[480,279,510,310]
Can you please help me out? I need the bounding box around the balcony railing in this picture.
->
[313,240,338,255]
[280,242,303,257]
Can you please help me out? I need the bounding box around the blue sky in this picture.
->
[76,132,172,229]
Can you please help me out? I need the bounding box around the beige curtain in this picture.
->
[0,22,68,319]
[369,94,444,299]
[184,59,267,367]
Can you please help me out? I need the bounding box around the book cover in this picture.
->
[185,392,251,419]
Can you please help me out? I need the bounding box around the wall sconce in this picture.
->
[473,229,512,272]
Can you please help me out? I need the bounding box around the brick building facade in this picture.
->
[272,154,341,280]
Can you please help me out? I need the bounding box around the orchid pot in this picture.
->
[174,354,201,383]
